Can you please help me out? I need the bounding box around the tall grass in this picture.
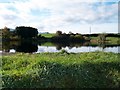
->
[2,51,120,88]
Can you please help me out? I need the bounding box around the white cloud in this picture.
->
[0,0,118,33]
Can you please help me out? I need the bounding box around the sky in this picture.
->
[0,0,119,34]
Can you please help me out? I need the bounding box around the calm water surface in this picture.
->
[1,41,120,53]
[7,46,120,53]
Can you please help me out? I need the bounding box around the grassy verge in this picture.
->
[41,33,55,38]
[1,51,120,88]
[90,37,120,44]
[106,37,120,44]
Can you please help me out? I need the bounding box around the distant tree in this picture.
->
[74,34,83,40]
[62,33,66,35]
[69,35,74,42]
[76,33,79,35]
[37,34,42,38]
[2,26,10,39]
[83,36,90,41]
[98,33,107,42]
[15,26,38,38]
[70,35,74,38]
[68,31,73,35]
[56,30,62,36]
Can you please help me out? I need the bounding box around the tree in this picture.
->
[56,30,62,36]
[74,34,83,40]
[68,31,73,35]
[2,26,10,39]
[15,26,38,38]
[98,33,107,42]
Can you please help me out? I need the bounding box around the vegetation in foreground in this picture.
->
[1,51,120,88]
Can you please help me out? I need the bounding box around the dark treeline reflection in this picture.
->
[53,42,89,50]
[16,41,38,53]
[2,40,38,53]
[2,40,120,53]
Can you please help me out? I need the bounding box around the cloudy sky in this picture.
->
[0,0,119,34]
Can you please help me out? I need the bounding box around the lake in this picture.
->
[1,41,120,53]
[36,46,120,53]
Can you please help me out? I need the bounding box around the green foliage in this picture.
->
[59,49,69,54]
[56,31,62,36]
[15,26,38,38]
[69,35,74,38]
[106,37,120,44]
[2,27,10,39]
[74,34,83,40]
[83,36,90,41]
[37,34,42,39]
[2,52,120,88]
[98,33,107,42]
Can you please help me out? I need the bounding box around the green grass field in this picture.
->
[106,37,120,44]
[41,33,55,38]
[1,51,120,88]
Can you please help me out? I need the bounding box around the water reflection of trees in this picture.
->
[53,42,85,50]
[16,41,38,53]
[2,40,38,53]
[2,41,120,53]
[2,41,10,52]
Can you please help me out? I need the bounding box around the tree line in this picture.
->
[1,26,120,43]
[51,30,86,43]
[1,26,38,40]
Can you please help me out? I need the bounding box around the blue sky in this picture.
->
[0,0,119,34]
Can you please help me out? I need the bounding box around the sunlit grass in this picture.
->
[106,37,120,44]
[41,33,55,38]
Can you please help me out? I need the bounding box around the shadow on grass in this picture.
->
[2,61,120,88]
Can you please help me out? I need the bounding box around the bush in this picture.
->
[98,33,107,42]
[74,34,83,40]
[60,49,69,54]
[56,31,62,36]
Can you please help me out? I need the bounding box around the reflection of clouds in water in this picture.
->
[36,46,120,53]
[69,46,119,53]
[10,49,15,53]
[62,46,103,53]
[36,46,59,53]
[104,46,119,53]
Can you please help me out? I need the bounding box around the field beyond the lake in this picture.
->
[2,51,120,88]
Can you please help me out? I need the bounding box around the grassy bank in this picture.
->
[106,37,120,44]
[1,51,120,88]
[40,33,120,44]
[41,33,55,38]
